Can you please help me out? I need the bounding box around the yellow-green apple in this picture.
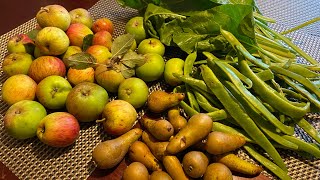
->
[4,100,47,139]
[164,58,185,86]
[69,8,93,29]
[118,77,149,109]
[61,46,82,67]
[86,45,112,65]
[36,75,72,110]
[7,34,35,54]
[66,23,93,47]
[137,38,165,56]
[102,100,137,136]
[36,4,71,31]
[37,112,80,147]
[94,64,125,93]
[92,31,113,50]
[136,53,165,82]
[66,82,108,122]
[28,56,66,83]
[67,67,95,86]
[2,52,34,77]
[92,18,114,35]
[33,46,45,58]
[35,27,70,56]
[125,16,146,44]
[2,74,37,106]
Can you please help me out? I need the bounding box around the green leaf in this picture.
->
[121,50,146,68]
[120,63,135,78]
[26,29,40,41]
[64,52,97,69]
[82,34,94,51]
[111,33,135,59]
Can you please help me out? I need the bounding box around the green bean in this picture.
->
[270,65,320,99]
[190,85,223,109]
[200,65,287,171]
[273,63,320,78]
[297,118,320,144]
[213,60,294,135]
[239,59,310,118]
[173,73,210,93]
[281,17,320,35]
[258,43,296,59]
[184,51,197,76]
[256,69,274,81]
[212,122,255,143]
[206,109,228,121]
[193,60,207,65]
[179,100,198,117]
[220,29,269,69]
[255,19,319,65]
[281,88,308,101]
[253,12,276,23]
[282,135,320,158]
[185,85,200,112]
[193,90,219,112]
[256,33,297,54]
[278,75,320,109]
[224,63,253,88]
[243,144,292,180]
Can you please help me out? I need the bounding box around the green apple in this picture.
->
[36,75,72,110]
[2,52,34,77]
[125,16,146,44]
[35,27,70,56]
[66,82,109,122]
[36,4,71,31]
[86,45,112,65]
[137,38,165,56]
[4,100,47,139]
[136,53,165,82]
[7,34,35,54]
[2,74,37,106]
[61,46,83,67]
[28,56,66,83]
[92,18,114,35]
[118,77,149,109]
[37,112,80,147]
[69,8,93,29]
[66,23,93,47]
[67,67,95,86]
[164,58,185,86]
[92,31,113,50]
[94,64,125,93]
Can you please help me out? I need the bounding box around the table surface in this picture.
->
[0,0,272,179]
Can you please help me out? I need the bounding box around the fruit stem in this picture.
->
[96,118,106,123]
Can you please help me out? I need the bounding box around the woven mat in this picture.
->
[0,0,319,179]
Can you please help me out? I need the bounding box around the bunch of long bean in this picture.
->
[172,14,320,180]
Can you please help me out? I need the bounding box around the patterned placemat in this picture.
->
[0,0,319,179]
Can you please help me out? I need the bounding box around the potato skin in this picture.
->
[122,162,149,180]
[182,151,209,178]
[203,163,233,180]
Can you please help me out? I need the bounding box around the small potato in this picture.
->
[122,162,149,180]
[150,171,172,180]
[182,151,209,178]
[203,163,233,180]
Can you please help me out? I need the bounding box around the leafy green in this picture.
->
[82,34,94,51]
[120,63,136,78]
[64,52,97,69]
[26,29,40,41]
[121,50,146,68]
[111,33,135,59]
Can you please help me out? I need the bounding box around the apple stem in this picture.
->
[96,118,106,123]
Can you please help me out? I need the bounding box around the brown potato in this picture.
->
[182,151,209,178]
[122,162,149,180]
[203,163,233,180]
[150,171,173,180]
[163,156,189,180]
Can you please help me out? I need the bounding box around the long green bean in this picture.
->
[282,135,320,158]
[297,118,320,144]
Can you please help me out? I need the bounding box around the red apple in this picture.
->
[86,45,112,65]
[2,52,34,77]
[28,56,66,83]
[92,31,113,50]
[67,67,95,86]
[7,34,35,54]
[37,112,80,147]
[66,23,93,47]
[92,18,114,35]
[2,74,37,106]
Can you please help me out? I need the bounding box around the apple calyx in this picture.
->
[39,7,50,13]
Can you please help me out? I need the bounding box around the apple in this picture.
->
[69,8,93,29]
[94,64,125,93]
[35,27,70,56]
[118,77,149,109]
[36,4,71,31]
[61,46,83,67]
[7,34,35,54]
[136,53,165,82]
[37,112,80,147]
[137,38,165,56]
[67,67,95,86]
[36,75,72,110]
[4,100,47,139]
[66,23,93,47]
[92,31,113,50]
[125,16,147,44]
[92,18,114,35]
[33,46,45,58]
[164,58,185,86]
[2,52,34,77]
[2,74,37,106]
[28,56,66,83]
[66,82,109,122]
[86,45,112,65]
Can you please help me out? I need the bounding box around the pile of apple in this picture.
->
[1,4,174,147]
